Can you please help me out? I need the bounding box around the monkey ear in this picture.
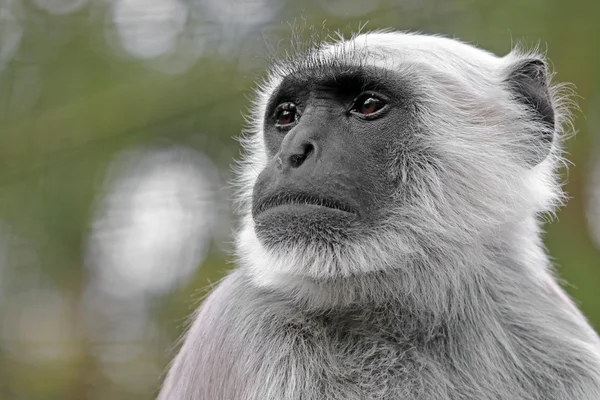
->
[505,58,555,164]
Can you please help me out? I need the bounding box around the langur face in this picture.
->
[251,62,423,250]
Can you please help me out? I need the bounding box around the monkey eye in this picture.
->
[274,102,299,127]
[351,93,387,117]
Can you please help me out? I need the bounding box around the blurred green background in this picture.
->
[0,0,599,399]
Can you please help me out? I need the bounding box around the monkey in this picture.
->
[158,31,600,400]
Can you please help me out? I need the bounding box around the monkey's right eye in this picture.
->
[274,102,299,127]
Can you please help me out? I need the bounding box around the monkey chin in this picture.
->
[253,203,359,249]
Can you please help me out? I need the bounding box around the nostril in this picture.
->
[289,154,305,169]
[304,143,315,159]
[288,143,315,169]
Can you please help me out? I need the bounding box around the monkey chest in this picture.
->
[231,322,435,400]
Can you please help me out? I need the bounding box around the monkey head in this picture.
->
[234,32,570,291]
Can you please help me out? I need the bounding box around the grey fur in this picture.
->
[158,31,600,399]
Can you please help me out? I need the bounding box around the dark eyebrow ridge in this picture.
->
[266,63,397,114]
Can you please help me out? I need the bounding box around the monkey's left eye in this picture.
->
[274,102,299,127]
[351,93,387,117]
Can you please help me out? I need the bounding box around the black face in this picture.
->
[252,65,416,248]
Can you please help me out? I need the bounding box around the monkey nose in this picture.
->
[278,140,317,173]
[276,124,321,174]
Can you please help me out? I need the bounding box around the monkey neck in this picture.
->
[244,217,556,332]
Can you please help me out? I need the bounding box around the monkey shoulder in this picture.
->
[159,269,329,399]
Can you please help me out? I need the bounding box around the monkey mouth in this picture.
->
[253,191,359,218]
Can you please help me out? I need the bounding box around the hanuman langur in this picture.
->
[158,31,600,400]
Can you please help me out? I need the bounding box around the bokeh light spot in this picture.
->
[112,0,188,59]
[86,146,220,298]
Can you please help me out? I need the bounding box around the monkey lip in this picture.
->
[253,191,359,218]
